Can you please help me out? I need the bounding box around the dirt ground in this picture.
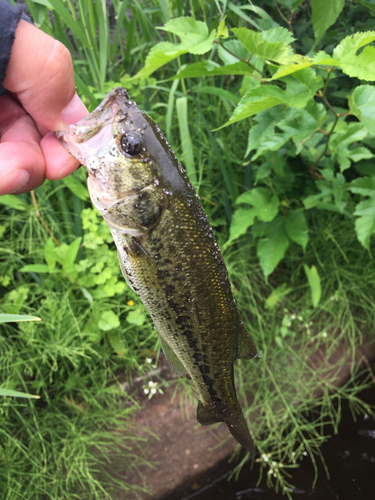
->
[122,343,375,500]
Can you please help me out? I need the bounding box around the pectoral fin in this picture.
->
[158,333,191,379]
[117,251,136,292]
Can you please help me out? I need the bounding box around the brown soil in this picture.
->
[122,342,375,500]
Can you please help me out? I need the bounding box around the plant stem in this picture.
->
[30,191,60,246]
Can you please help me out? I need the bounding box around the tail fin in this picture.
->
[197,401,255,454]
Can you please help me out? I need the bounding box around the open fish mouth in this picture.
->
[56,88,129,163]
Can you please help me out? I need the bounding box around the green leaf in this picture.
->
[236,187,279,222]
[271,57,312,79]
[332,31,375,80]
[161,17,216,55]
[193,86,239,104]
[349,85,375,135]
[216,16,229,39]
[0,314,41,324]
[19,264,51,273]
[257,217,290,278]
[133,16,216,80]
[126,308,147,326]
[108,332,127,357]
[265,283,292,309]
[44,237,56,270]
[0,194,29,211]
[61,175,89,200]
[0,388,40,399]
[176,97,196,185]
[355,213,375,249]
[261,27,296,45]
[170,60,253,80]
[219,68,322,128]
[224,208,256,249]
[303,265,321,307]
[312,0,345,42]
[232,28,290,64]
[98,310,120,331]
[63,237,82,268]
[348,176,375,196]
[284,210,309,251]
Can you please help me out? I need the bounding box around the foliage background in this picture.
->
[1,0,375,498]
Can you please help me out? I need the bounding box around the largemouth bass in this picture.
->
[57,87,257,452]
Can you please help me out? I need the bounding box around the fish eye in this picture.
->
[120,132,142,156]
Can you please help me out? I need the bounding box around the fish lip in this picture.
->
[56,87,130,162]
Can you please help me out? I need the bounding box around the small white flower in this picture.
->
[322,331,327,337]
[150,388,157,395]
[146,358,152,363]
[262,454,269,462]
[303,451,307,456]
[143,388,149,394]
[148,381,155,387]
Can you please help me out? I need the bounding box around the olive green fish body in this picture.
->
[57,88,257,452]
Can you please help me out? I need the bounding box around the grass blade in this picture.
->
[176,96,197,185]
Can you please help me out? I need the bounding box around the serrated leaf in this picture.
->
[349,85,375,135]
[265,283,292,309]
[284,210,308,251]
[133,18,215,79]
[0,194,29,211]
[217,16,229,39]
[236,187,279,222]
[257,217,290,278]
[261,27,296,45]
[219,68,322,129]
[0,314,41,324]
[354,213,375,249]
[312,0,345,42]
[332,31,375,80]
[98,310,120,331]
[312,50,340,66]
[348,176,375,196]
[232,28,290,64]
[224,208,256,249]
[354,198,375,217]
[271,59,312,79]
[246,107,284,156]
[303,265,321,307]
[20,264,51,273]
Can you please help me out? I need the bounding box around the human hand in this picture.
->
[0,20,88,196]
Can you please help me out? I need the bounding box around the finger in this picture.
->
[41,132,81,181]
[3,20,87,131]
[0,96,45,195]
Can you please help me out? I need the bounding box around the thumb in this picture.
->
[3,20,87,131]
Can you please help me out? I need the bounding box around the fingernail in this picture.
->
[61,93,88,127]
[0,169,30,195]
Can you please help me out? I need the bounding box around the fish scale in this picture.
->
[56,87,257,453]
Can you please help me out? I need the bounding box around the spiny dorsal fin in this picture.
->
[236,324,257,360]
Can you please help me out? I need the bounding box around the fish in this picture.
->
[56,87,257,453]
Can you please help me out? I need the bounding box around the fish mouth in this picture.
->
[56,87,130,163]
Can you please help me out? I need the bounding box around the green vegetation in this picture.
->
[1,1,375,498]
